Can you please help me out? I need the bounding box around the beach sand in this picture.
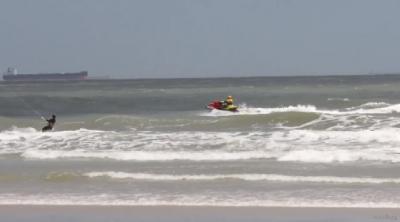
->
[0,206,399,222]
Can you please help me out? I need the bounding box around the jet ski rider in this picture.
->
[222,95,234,108]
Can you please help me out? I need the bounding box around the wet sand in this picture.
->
[0,205,399,222]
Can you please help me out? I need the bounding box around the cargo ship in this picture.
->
[2,68,88,81]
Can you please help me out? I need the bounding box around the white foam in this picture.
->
[1,193,400,208]
[84,171,400,184]
[271,128,400,163]
[327,98,350,102]
[21,150,271,161]
[201,102,400,116]
[4,127,400,163]
[357,102,390,108]
[0,128,272,161]
[202,104,321,116]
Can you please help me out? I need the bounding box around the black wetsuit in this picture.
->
[42,117,56,132]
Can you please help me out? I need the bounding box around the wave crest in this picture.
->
[84,171,400,184]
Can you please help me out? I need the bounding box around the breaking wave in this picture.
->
[1,102,400,132]
[1,193,400,208]
[84,171,400,184]
[2,126,400,163]
[203,102,400,117]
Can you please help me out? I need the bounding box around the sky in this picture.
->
[1,0,400,78]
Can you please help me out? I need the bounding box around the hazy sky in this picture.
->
[1,0,400,78]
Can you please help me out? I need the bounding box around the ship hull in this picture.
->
[2,71,88,81]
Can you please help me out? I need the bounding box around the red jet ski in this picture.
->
[207,100,238,112]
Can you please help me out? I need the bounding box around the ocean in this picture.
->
[1,75,400,207]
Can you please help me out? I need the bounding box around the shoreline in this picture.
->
[0,205,399,222]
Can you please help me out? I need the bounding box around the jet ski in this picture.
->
[207,100,239,112]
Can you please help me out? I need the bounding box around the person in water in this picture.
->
[42,114,56,132]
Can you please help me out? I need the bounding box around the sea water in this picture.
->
[1,75,400,207]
